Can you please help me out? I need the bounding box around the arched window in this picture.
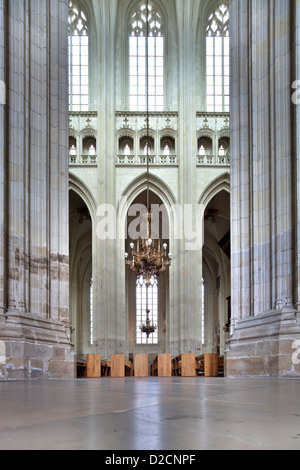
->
[68,0,89,111]
[136,276,158,345]
[206,3,230,112]
[129,1,164,111]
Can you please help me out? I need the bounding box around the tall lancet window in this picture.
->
[68,1,89,111]
[206,3,230,112]
[129,1,164,111]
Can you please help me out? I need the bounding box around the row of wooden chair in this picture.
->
[84,354,134,378]
[81,353,224,378]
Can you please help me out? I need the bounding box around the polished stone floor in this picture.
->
[0,378,299,450]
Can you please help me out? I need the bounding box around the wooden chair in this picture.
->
[151,354,172,377]
[125,360,134,377]
[77,359,87,378]
[110,354,125,378]
[196,355,205,376]
[101,360,109,377]
[218,356,225,377]
[134,354,149,377]
[86,354,101,378]
[204,353,219,377]
[172,354,198,377]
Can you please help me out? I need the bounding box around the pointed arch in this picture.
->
[118,172,177,241]
[69,173,97,225]
[119,172,177,211]
[198,172,230,208]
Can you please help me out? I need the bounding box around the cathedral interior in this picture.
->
[0,0,300,451]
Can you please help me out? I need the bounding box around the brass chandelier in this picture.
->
[125,212,172,288]
[124,0,172,338]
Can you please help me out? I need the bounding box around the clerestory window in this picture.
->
[206,3,230,112]
[68,0,89,111]
[129,1,164,111]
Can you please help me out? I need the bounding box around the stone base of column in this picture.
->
[0,311,75,380]
[225,310,300,378]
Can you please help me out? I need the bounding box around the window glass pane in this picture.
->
[73,95,80,105]
[81,75,88,86]
[72,35,80,46]
[81,95,89,105]
[81,35,88,46]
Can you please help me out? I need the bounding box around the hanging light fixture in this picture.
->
[124,0,172,338]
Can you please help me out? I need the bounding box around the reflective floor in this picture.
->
[0,378,299,450]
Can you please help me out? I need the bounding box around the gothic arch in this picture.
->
[118,172,177,240]
[198,172,230,208]
[69,0,94,30]
[120,0,168,30]
[69,173,97,225]
[120,172,177,210]
[199,0,229,32]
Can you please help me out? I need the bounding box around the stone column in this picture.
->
[170,0,203,356]
[230,0,252,327]
[227,0,300,377]
[92,0,125,360]
[294,0,300,315]
[48,0,69,326]
[0,0,6,322]
[0,0,73,379]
